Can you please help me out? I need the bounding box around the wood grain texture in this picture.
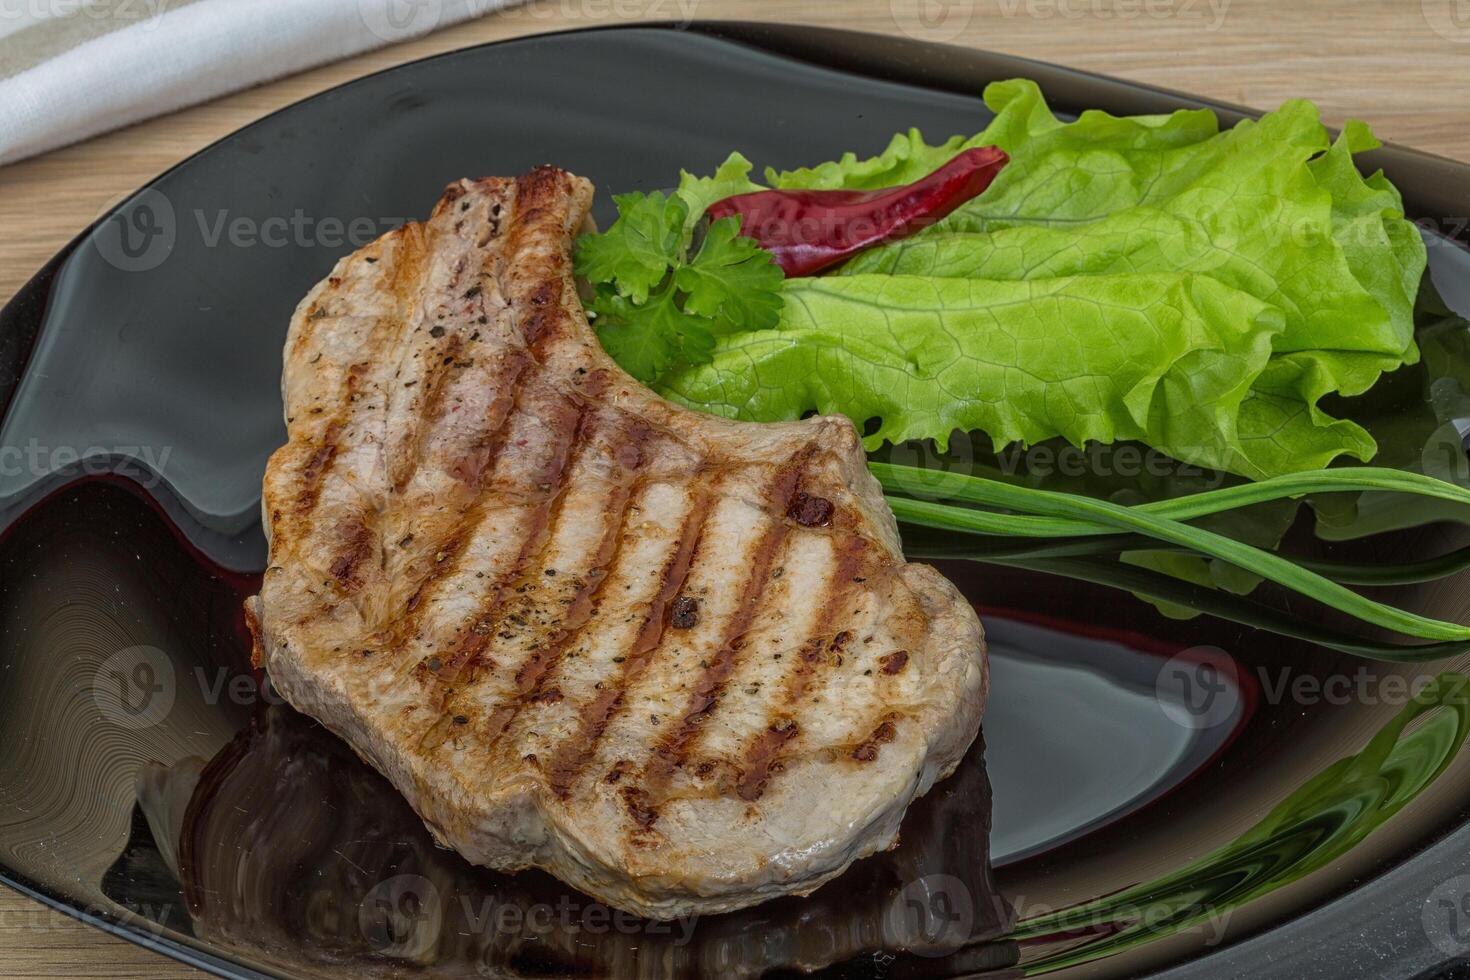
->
[1,0,1465,975]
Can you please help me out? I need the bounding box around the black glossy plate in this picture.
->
[3,21,1470,980]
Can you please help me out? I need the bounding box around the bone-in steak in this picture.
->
[246,167,987,919]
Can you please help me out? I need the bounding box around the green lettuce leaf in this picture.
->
[674,152,762,239]
[659,79,1426,481]
[662,272,1283,475]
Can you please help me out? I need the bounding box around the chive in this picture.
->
[901,528,1470,587]
[872,463,1470,538]
[1293,546,1470,586]
[871,463,1470,642]
[961,553,1470,663]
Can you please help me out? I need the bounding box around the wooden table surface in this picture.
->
[1,0,1466,975]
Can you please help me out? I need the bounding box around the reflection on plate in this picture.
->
[160,702,1012,979]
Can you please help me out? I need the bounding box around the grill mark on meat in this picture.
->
[395,358,529,632]
[435,394,588,691]
[439,182,469,207]
[735,719,799,803]
[292,365,375,514]
[294,422,343,512]
[513,168,561,234]
[637,452,814,820]
[244,600,266,670]
[395,333,465,491]
[627,485,714,659]
[620,785,659,831]
[733,542,867,802]
[522,279,564,351]
[444,352,532,492]
[476,419,648,749]
[328,516,377,591]
[546,485,715,800]
[418,406,589,752]
[642,516,789,795]
[389,223,428,293]
[510,423,651,704]
[383,222,433,403]
[851,716,899,763]
[506,168,576,352]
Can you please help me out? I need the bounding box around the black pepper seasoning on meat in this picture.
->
[670,596,700,629]
[788,491,834,527]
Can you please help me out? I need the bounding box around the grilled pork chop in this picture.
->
[246,166,987,919]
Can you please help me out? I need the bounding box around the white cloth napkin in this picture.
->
[0,0,516,166]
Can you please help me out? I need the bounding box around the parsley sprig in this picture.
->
[574,191,782,383]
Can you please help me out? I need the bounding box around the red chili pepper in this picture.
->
[705,145,1008,278]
